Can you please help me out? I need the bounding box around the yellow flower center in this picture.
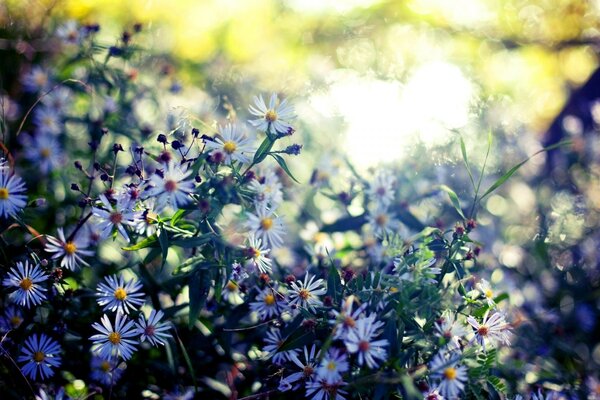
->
[253,248,261,258]
[390,287,399,293]
[264,293,276,305]
[33,351,46,363]
[327,360,337,371]
[0,188,8,200]
[223,141,237,154]
[40,148,51,158]
[485,289,493,298]
[145,211,158,224]
[64,241,77,255]
[108,332,121,344]
[19,277,33,291]
[260,217,273,231]
[443,367,457,380]
[265,109,278,122]
[298,288,310,300]
[344,316,356,328]
[101,361,111,372]
[114,287,127,301]
[10,316,22,327]
[226,281,237,291]
[43,116,54,127]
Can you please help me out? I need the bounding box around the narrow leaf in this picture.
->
[253,136,275,164]
[270,153,299,183]
[158,228,169,268]
[326,263,342,305]
[439,185,466,219]
[122,234,158,251]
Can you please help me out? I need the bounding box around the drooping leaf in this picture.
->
[158,228,169,268]
[270,153,299,183]
[439,184,466,219]
[326,263,342,305]
[188,269,211,328]
[253,136,275,164]
[122,234,158,251]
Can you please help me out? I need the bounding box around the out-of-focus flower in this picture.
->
[21,133,63,174]
[90,355,124,386]
[33,106,62,135]
[246,234,273,274]
[316,348,348,384]
[0,169,27,219]
[21,66,51,93]
[429,351,467,399]
[366,171,396,207]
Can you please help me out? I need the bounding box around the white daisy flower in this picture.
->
[221,280,244,305]
[366,171,396,207]
[135,309,172,346]
[132,199,159,237]
[246,205,286,248]
[344,316,389,369]
[0,169,27,219]
[249,170,283,208]
[467,311,512,348]
[429,351,468,399]
[146,162,195,212]
[284,345,320,388]
[41,86,71,113]
[249,286,285,320]
[204,124,255,165]
[118,184,144,210]
[2,261,48,308]
[90,312,138,360]
[262,328,299,365]
[316,348,349,385]
[248,93,295,135]
[246,234,273,274]
[477,279,496,307]
[33,106,62,135]
[366,204,399,237]
[434,312,467,349]
[305,379,348,400]
[92,194,136,242]
[394,257,441,284]
[17,333,62,380]
[45,227,94,270]
[56,20,82,44]
[96,274,145,314]
[21,66,51,93]
[330,296,368,340]
[21,132,63,174]
[288,274,327,312]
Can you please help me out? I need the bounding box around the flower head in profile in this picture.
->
[96,274,145,314]
[467,311,512,348]
[135,309,172,346]
[248,93,295,135]
[477,279,496,307]
[344,316,389,369]
[246,234,273,274]
[146,162,195,212]
[204,124,255,165]
[2,261,48,308]
[288,274,327,312]
[17,333,62,380]
[0,169,27,219]
[90,312,138,360]
[45,227,94,270]
[92,194,136,242]
[246,205,286,248]
[429,351,468,399]
[249,170,283,208]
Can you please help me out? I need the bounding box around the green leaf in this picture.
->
[277,328,315,353]
[439,185,466,219]
[326,263,342,305]
[176,335,198,392]
[253,136,275,164]
[188,269,211,328]
[460,136,476,190]
[270,153,299,183]
[158,228,169,268]
[171,234,212,248]
[122,234,158,251]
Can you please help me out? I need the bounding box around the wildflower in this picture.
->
[133,200,159,237]
[230,261,249,282]
[284,345,320,388]
[330,296,368,340]
[249,93,295,135]
[17,333,62,380]
[35,387,68,400]
[366,171,395,207]
[429,351,468,399]
[246,234,273,274]
[250,286,285,320]
[135,309,172,346]
[366,205,398,237]
[56,20,82,44]
[344,316,389,369]
[204,124,255,165]
[316,348,349,384]
[262,328,299,365]
[246,205,286,248]
[92,194,136,242]
[222,280,244,305]
[0,169,27,219]
[586,376,600,400]
[434,312,467,349]
[2,261,48,308]
[0,305,24,332]
[33,106,62,135]
[96,274,145,314]
[90,312,138,360]
[305,379,348,400]
[394,257,441,284]
[90,355,124,386]
[467,311,512,348]
[423,389,445,400]
[45,227,94,270]
[21,132,63,174]
[249,170,283,208]
[118,184,144,210]
[146,162,195,211]
[41,87,71,113]
[476,279,496,307]
[288,274,327,312]
[21,66,51,93]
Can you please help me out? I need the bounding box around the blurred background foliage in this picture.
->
[2,0,600,395]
